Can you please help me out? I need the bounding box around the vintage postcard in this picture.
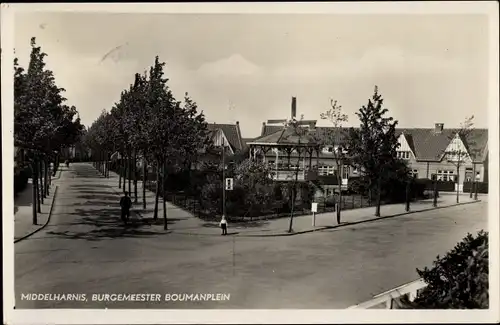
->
[2,2,499,324]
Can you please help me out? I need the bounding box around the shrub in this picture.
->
[405,230,488,309]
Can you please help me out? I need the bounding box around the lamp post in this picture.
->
[474,173,480,200]
[405,177,411,212]
[432,174,438,208]
[222,138,226,220]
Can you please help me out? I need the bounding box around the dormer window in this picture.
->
[397,151,410,160]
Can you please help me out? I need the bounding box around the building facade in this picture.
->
[246,99,488,195]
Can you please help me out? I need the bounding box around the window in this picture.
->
[409,169,418,178]
[342,166,350,179]
[397,151,411,160]
[322,146,334,153]
[465,167,473,182]
[318,165,335,176]
[437,170,455,182]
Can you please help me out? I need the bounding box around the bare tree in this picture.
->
[282,115,310,233]
[444,115,475,204]
[320,99,348,224]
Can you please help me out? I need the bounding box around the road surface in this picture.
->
[15,163,488,309]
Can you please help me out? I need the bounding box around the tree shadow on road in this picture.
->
[46,207,169,241]
[76,195,119,201]
[201,220,270,229]
[77,190,123,196]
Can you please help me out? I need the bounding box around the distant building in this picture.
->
[196,121,247,168]
[247,97,488,195]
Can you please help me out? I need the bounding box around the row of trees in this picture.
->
[84,57,211,230]
[14,37,83,224]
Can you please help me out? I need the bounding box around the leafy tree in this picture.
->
[320,99,349,224]
[233,159,275,220]
[403,230,488,309]
[281,116,317,232]
[14,37,83,224]
[444,115,477,203]
[144,57,210,229]
[346,86,400,217]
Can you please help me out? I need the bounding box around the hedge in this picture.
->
[463,181,488,194]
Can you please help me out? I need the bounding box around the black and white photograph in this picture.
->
[2,2,499,324]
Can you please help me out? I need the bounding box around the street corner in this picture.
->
[14,185,59,243]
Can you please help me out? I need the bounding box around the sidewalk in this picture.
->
[100,169,208,232]
[14,179,58,242]
[96,167,482,237]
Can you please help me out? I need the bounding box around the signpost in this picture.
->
[221,138,234,220]
[225,178,234,191]
[311,202,318,228]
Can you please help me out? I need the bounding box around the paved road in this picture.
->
[15,163,487,309]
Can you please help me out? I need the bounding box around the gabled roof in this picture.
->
[261,123,283,137]
[395,128,488,162]
[252,121,488,162]
[207,122,245,153]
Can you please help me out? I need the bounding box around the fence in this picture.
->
[348,278,427,309]
[140,182,417,223]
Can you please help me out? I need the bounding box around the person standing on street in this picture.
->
[120,191,132,224]
[220,216,228,235]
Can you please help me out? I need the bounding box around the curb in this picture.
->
[14,186,59,243]
[51,166,64,181]
[235,199,482,238]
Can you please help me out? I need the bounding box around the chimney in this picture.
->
[434,123,444,133]
[291,97,297,119]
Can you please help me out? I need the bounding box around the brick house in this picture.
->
[395,123,488,191]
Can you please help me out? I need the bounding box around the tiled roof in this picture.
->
[396,128,488,162]
[207,122,245,153]
[251,122,488,162]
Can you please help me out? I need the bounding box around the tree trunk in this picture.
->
[288,154,300,233]
[104,152,108,178]
[375,175,382,217]
[48,158,52,188]
[44,158,50,196]
[53,155,58,176]
[153,160,160,220]
[128,152,132,195]
[122,156,127,193]
[118,158,122,188]
[133,151,138,203]
[163,160,168,230]
[32,160,38,225]
[405,180,411,212]
[38,159,45,203]
[336,162,342,224]
[456,164,460,204]
[35,160,42,213]
[142,154,147,209]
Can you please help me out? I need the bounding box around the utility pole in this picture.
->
[222,138,226,219]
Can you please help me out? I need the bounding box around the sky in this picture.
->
[13,11,490,138]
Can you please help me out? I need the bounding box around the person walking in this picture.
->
[120,191,133,225]
[220,216,228,235]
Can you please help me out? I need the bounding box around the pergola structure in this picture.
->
[247,125,323,182]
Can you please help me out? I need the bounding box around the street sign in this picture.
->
[311,202,318,228]
[225,178,234,191]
